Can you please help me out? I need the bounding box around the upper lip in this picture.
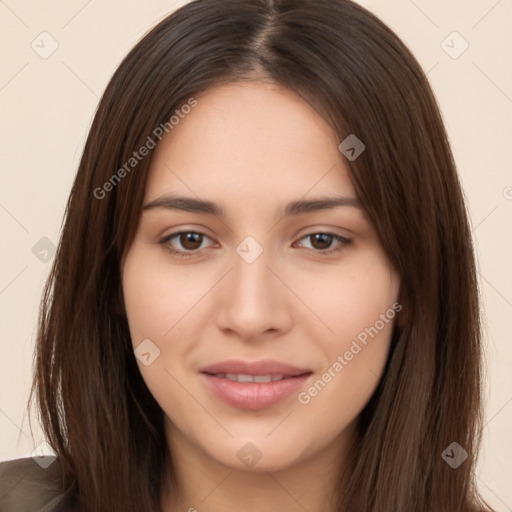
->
[200,359,312,377]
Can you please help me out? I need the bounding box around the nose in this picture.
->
[214,242,293,341]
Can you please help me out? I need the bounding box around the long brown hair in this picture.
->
[28,0,493,510]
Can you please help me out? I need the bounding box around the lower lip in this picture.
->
[201,373,312,410]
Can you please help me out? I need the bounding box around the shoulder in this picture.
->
[0,456,76,512]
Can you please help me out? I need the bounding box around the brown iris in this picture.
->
[179,232,203,250]
[308,233,334,250]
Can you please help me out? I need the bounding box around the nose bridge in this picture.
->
[232,243,272,296]
[215,235,291,337]
[231,235,276,307]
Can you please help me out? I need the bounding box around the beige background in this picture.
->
[0,0,511,509]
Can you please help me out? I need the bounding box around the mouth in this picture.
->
[199,359,313,410]
[204,373,294,383]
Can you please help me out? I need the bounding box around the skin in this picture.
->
[121,81,401,512]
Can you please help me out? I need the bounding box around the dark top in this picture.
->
[0,457,76,512]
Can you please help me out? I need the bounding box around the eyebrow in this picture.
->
[142,194,362,218]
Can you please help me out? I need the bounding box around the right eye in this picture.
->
[159,231,216,257]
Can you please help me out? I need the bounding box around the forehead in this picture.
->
[145,81,357,211]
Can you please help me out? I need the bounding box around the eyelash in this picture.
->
[158,231,352,258]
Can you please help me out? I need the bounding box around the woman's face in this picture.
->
[122,81,400,473]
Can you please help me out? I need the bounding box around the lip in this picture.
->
[200,359,313,410]
[200,359,312,377]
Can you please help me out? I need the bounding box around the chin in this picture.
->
[204,434,311,474]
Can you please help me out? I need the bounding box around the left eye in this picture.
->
[159,231,352,257]
[294,233,352,253]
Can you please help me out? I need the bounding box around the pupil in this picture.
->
[181,232,202,250]
[177,233,333,251]
[312,233,332,250]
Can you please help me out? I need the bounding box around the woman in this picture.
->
[0,0,494,511]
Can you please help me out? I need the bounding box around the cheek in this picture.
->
[299,248,399,347]
[122,246,209,345]
[122,268,170,346]
[122,248,200,416]
[295,250,399,408]
[122,245,218,393]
